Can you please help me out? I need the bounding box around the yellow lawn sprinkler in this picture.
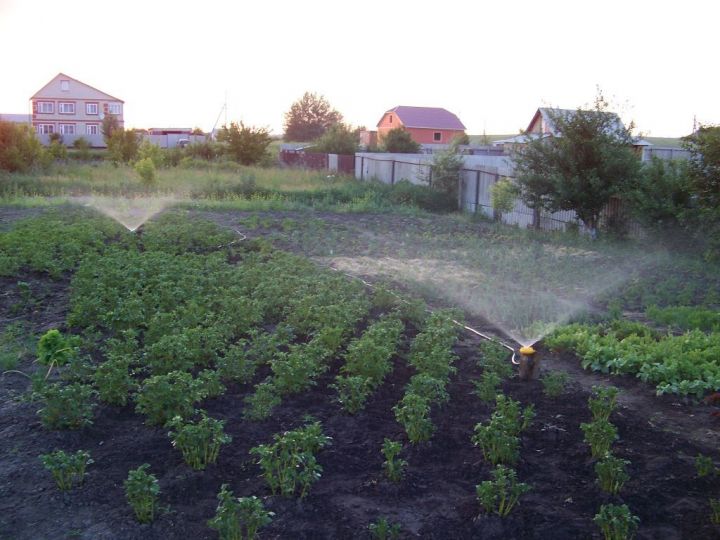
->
[517,345,540,381]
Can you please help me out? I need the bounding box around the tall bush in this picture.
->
[0,121,44,172]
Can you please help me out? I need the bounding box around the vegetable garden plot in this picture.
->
[0,209,718,539]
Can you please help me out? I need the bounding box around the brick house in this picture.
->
[30,73,124,147]
[376,106,466,145]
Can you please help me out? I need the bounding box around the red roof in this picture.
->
[378,106,466,130]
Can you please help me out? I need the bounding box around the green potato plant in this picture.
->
[39,449,93,490]
[243,381,282,421]
[595,454,630,495]
[207,484,273,540]
[38,382,95,429]
[593,503,640,540]
[368,517,402,540]
[476,465,531,517]
[581,419,618,458]
[695,454,717,477]
[332,375,372,414]
[124,464,160,524]
[540,371,569,398]
[589,385,620,421]
[381,438,407,483]
[168,411,232,470]
[393,393,434,444]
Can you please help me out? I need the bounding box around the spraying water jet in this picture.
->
[70,195,178,232]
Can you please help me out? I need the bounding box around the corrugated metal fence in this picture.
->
[279,151,355,174]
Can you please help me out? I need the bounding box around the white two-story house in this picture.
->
[31,73,124,147]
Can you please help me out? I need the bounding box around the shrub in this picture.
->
[38,382,95,429]
[491,177,518,218]
[217,121,272,165]
[393,393,434,444]
[312,123,358,155]
[134,157,156,185]
[137,139,164,167]
[381,438,407,483]
[593,503,639,540]
[476,465,531,517]
[168,411,231,470]
[124,464,160,523]
[39,449,93,490]
[428,145,463,199]
[0,121,44,172]
[541,371,569,398]
[381,127,420,153]
[71,137,91,160]
[134,371,205,426]
[595,454,630,494]
[249,421,331,498]
[207,484,273,540]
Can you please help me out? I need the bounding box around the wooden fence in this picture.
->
[279,150,355,174]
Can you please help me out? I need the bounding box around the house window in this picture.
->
[108,103,121,115]
[86,103,98,115]
[37,124,54,134]
[59,124,76,135]
[61,80,69,91]
[86,124,99,135]
[58,102,75,114]
[37,101,54,114]
[433,132,442,142]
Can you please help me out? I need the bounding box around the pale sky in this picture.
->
[1,0,717,137]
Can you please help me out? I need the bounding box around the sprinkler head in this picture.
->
[519,345,536,356]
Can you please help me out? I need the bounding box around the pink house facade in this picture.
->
[377,106,466,146]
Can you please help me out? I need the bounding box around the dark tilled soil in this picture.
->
[1,207,719,539]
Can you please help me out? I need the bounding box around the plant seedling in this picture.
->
[710,499,720,525]
[588,385,620,421]
[540,371,569,398]
[381,438,407,482]
[393,393,434,444]
[168,411,232,470]
[473,371,502,403]
[476,465,531,517]
[695,454,716,478]
[207,484,273,540]
[595,454,630,495]
[39,449,93,490]
[124,464,160,523]
[368,517,402,540]
[581,419,618,458]
[593,503,639,540]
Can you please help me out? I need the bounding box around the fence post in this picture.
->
[391,160,396,185]
[428,165,432,187]
[475,170,480,213]
[360,156,364,180]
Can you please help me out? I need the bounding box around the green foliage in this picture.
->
[545,322,720,399]
[0,322,34,370]
[243,380,282,421]
[134,370,206,426]
[37,329,79,376]
[332,375,372,414]
[710,499,720,525]
[588,385,620,421]
[38,382,95,429]
[93,356,135,406]
[107,129,139,163]
[249,421,331,498]
[134,157,156,185]
[217,122,272,165]
[168,411,231,470]
[0,121,45,172]
[477,340,513,378]
[593,503,640,540]
[472,395,534,465]
[381,127,421,153]
[514,95,641,231]
[540,371,569,397]
[476,465,531,517]
[137,139,164,167]
[283,91,343,142]
[368,517,402,540]
[341,315,403,385]
[393,393,434,444]
[491,177,518,217]
[39,449,93,490]
[312,123,358,155]
[381,438,407,483]
[207,485,273,540]
[48,139,68,160]
[101,114,120,144]
[695,454,717,478]
[429,144,463,198]
[646,305,720,332]
[124,464,160,524]
[581,419,618,458]
[406,373,449,404]
[473,371,502,403]
[595,454,630,494]
[72,137,92,160]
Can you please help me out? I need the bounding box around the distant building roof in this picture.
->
[0,113,31,123]
[31,72,124,103]
[527,107,626,137]
[379,106,466,130]
[148,128,192,135]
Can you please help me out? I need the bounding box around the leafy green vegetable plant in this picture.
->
[540,371,569,398]
[39,449,93,490]
[243,381,281,421]
[595,454,630,494]
[393,393,434,444]
[168,411,232,470]
[368,517,402,540]
[406,373,449,405]
[472,395,534,465]
[38,382,95,429]
[581,419,618,458]
[478,340,513,378]
[36,329,79,379]
[589,385,620,421]
[124,464,160,524]
[381,438,407,482]
[474,371,502,403]
[593,503,640,540]
[134,370,205,425]
[332,375,372,414]
[249,421,331,498]
[695,454,717,477]
[476,465,531,517]
[93,356,135,406]
[710,498,720,525]
[207,484,273,540]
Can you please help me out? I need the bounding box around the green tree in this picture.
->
[101,114,120,145]
[683,124,720,259]
[382,128,421,153]
[514,95,641,233]
[217,121,272,165]
[283,92,343,142]
[491,177,519,220]
[429,141,463,199]
[312,123,358,155]
[0,121,44,172]
[107,129,139,163]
